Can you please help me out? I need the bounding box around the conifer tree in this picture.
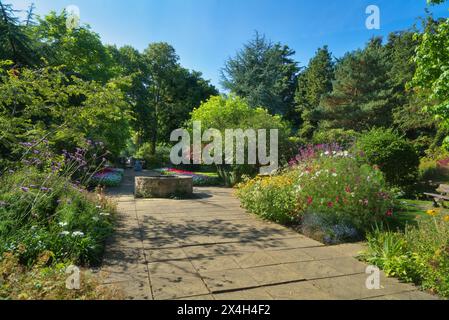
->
[295,46,334,138]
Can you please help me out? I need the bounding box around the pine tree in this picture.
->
[295,46,334,138]
[0,1,37,65]
[321,38,393,131]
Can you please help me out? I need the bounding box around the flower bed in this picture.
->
[236,145,397,244]
[90,168,124,187]
[155,168,222,186]
[362,210,449,298]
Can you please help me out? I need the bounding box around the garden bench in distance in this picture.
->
[424,184,449,208]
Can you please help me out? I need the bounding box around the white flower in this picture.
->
[324,151,330,156]
[59,231,70,236]
[92,216,100,222]
[343,151,349,157]
[59,222,68,227]
[100,212,110,217]
[332,173,338,177]
[96,205,102,209]
[72,231,85,237]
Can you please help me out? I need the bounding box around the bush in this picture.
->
[236,145,396,234]
[362,211,449,298]
[357,129,419,189]
[135,143,171,169]
[313,129,359,149]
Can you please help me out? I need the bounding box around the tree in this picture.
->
[142,43,180,154]
[386,30,438,154]
[0,1,37,66]
[221,32,299,115]
[411,16,449,147]
[295,46,334,138]
[158,68,217,144]
[0,64,131,167]
[320,38,394,131]
[32,11,115,82]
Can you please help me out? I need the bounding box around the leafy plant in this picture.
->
[357,128,420,190]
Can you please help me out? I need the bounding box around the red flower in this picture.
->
[345,186,351,193]
[386,209,393,217]
[307,196,313,205]
[327,202,334,208]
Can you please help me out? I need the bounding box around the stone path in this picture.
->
[100,170,438,300]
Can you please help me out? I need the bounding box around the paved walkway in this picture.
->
[100,170,438,300]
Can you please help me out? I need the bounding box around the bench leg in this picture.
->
[433,198,440,208]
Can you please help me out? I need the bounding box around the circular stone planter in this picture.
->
[135,176,193,198]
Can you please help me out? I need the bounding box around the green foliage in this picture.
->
[221,32,299,115]
[412,17,449,148]
[295,46,334,136]
[0,64,131,168]
[0,1,39,66]
[135,143,171,169]
[357,129,420,189]
[190,95,292,184]
[312,129,359,149]
[236,151,395,233]
[0,169,114,266]
[321,38,394,131]
[362,212,449,297]
[31,11,116,82]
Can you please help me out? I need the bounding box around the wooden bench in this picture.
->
[424,184,449,207]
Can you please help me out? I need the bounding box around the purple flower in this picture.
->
[40,187,49,192]
[20,187,30,193]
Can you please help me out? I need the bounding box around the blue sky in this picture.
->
[8,0,449,89]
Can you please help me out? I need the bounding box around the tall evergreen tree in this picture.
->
[0,1,37,66]
[295,46,334,138]
[321,38,393,131]
[221,32,299,115]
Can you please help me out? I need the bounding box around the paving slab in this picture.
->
[101,169,437,300]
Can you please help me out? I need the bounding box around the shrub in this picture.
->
[236,146,396,234]
[357,128,419,189]
[313,129,359,149]
[362,211,449,298]
[135,143,171,169]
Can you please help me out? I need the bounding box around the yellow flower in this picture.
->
[444,215,449,222]
[426,209,438,216]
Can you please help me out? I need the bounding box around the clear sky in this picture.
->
[8,0,449,89]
